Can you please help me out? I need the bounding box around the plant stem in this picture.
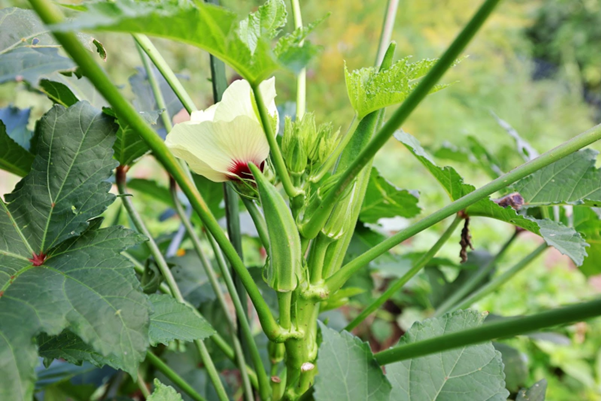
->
[147,351,206,401]
[133,34,198,113]
[170,182,255,400]
[251,83,301,199]
[345,215,462,331]
[206,233,273,401]
[29,0,285,341]
[290,0,306,119]
[137,370,151,399]
[241,195,270,248]
[278,291,292,330]
[326,122,601,294]
[454,243,548,312]
[116,168,228,401]
[301,0,502,240]
[136,43,172,131]
[375,298,601,365]
[435,230,518,316]
[375,0,400,66]
[308,233,333,284]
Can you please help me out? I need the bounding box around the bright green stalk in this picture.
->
[375,298,601,365]
[241,196,270,248]
[133,34,198,113]
[375,0,400,66]
[206,234,273,401]
[454,243,548,312]
[170,182,256,400]
[278,291,292,330]
[251,83,301,199]
[28,0,287,341]
[326,121,601,294]
[147,352,206,401]
[301,0,502,239]
[116,168,228,401]
[434,231,518,317]
[345,215,462,331]
[290,0,306,119]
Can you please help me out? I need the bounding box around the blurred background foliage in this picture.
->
[2,0,601,399]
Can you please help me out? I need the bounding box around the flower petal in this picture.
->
[190,103,218,123]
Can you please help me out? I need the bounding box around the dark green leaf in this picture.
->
[148,294,215,346]
[573,207,601,276]
[0,105,33,150]
[192,174,225,220]
[516,379,547,401]
[359,167,420,223]
[386,310,509,400]
[128,178,174,207]
[0,47,75,85]
[0,120,34,177]
[39,79,80,107]
[395,130,589,265]
[493,342,527,392]
[515,149,601,208]
[148,378,183,401]
[314,322,392,401]
[38,331,120,369]
[0,102,150,400]
[105,107,158,167]
[56,0,317,84]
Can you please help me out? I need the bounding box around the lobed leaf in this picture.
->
[148,294,215,346]
[314,322,392,401]
[359,167,421,223]
[148,379,184,401]
[395,130,589,265]
[386,310,509,400]
[0,101,150,400]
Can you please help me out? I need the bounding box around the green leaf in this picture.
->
[0,102,150,400]
[0,105,33,150]
[492,112,539,162]
[359,167,420,223]
[55,0,318,84]
[192,174,226,220]
[148,294,215,346]
[515,149,601,208]
[105,107,158,167]
[0,120,34,176]
[394,130,589,265]
[314,322,392,401]
[38,79,80,107]
[148,379,184,401]
[169,250,216,308]
[493,342,527,392]
[0,47,75,85]
[434,135,503,179]
[573,207,601,276]
[516,379,547,401]
[38,331,120,369]
[386,310,509,401]
[345,57,453,119]
[128,178,174,208]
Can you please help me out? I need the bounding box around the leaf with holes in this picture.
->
[0,101,150,400]
[314,322,392,401]
[515,149,601,208]
[359,167,420,223]
[148,294,215,346]
[386,310,509,400]
[55,0,318,84]
[395,130,589,265]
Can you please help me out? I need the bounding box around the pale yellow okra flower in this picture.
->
[165,77,278,182]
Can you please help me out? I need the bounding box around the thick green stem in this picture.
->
[251,83,301,199]
[435,231,518,316]
[375,298,601,365]
[133,34,197,113]
[278,291,292,330]
[170,182,255,399]
[290,0,306,119]
[345,215,462,331]
[206,234,273,400]
[147,352,206,401]
[308,233,333,284]
[454,243,548,312]
[241,196,270,248]
[116,168,227,401]
[326,122,601,294]
[301,0,502,239]
[28,0,284,341]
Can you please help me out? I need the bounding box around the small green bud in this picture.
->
[322,180,358,239]
[282,117,308,174]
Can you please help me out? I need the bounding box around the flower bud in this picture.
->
[282,117,308,174]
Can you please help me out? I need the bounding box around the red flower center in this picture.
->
[227,160,264,181]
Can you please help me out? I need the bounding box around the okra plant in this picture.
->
[1,0,601,400]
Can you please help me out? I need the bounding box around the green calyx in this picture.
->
[249,162,303,293]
